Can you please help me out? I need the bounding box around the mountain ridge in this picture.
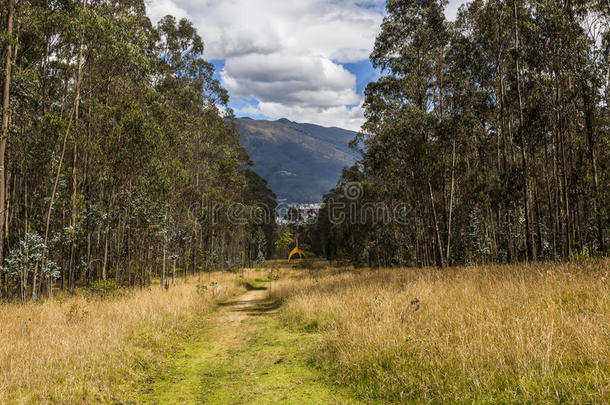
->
[233,117,358,204]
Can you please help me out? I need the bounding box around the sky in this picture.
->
[146,0,469,131]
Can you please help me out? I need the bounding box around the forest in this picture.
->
[0,0,276,301]
[0,0,608,299]
[307,0,610,268]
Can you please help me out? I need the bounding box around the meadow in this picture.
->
[0,272,243,404]
[272,260,609,404]
[1,261,607,404]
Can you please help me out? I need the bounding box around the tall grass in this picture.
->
[272,261,610,403]
[0,272,242,404]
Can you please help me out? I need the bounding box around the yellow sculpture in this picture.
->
[288,237,305,262]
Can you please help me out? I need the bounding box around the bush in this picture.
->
[90,279,123,298]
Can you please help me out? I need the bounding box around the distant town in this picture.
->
[277,203,322,225]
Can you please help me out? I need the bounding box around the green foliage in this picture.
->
[253,227,267,265]
[0,0,277,300]
[90,279,123,299]
[256,251,266,266]
[196,280,221,297]
[1,233,60,300]
[306,0,610,267]
[225,257,243,273]
[274,232,294,251]
[202,251,219,273]
[242,169,277,264]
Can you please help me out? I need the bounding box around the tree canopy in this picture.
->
[0,0,276,300]
[307,0,609,267]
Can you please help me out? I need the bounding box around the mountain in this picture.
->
[233,118,358,204]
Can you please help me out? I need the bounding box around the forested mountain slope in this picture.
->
[233,118,358,203]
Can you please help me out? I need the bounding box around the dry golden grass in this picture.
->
[272,261,610,403]
[0,272,243,404]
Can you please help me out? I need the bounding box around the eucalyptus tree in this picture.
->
[357,0,450,267]
[315,0,609,267]
[0,0,275,300]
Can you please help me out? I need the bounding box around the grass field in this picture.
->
[1,261,608,404]
[272,260,610,403]
[133,283,359,404]
[0,272,244,404]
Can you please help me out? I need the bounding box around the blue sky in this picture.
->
[343,60,382,96]
[147,0,468,130]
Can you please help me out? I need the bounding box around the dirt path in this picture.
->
[221,287,270,322]
[135,285,360,404]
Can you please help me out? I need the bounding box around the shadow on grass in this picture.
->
[241,281,268,291]
[218,297,282,317]
[248,299,282,315]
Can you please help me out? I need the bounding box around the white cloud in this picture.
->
[146,0,188,23]
[222,53,360,107]
[151,0,385,62]
[145,0,468,129]
[146,0,384,130]
[446,0,470,21]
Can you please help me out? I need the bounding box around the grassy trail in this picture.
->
[135,284,359,404]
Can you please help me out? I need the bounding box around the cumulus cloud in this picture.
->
[146,0,384,130]
[146,0,188,23]
[149,0,385,62]
[222,54,360,107]
[145,0,467,130]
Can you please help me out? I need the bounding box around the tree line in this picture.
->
[0,0,276,301]
[307,0,609,267]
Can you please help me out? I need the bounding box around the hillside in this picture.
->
[233,118,358,203]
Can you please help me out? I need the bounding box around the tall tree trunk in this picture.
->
[513,0,535,261]
[446,140,456,264]
[582,84,604,253]
[428,180,444,268]
[102,221,109,281]
[543,135,557,259]
[161,243,166,289]
[84,86,92,286]
[0,0,15,288]
[36,22,84,298]
[172,259,176,285]
[69,0,86,292]
[557,82,571,258]
[552,86,563,259]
